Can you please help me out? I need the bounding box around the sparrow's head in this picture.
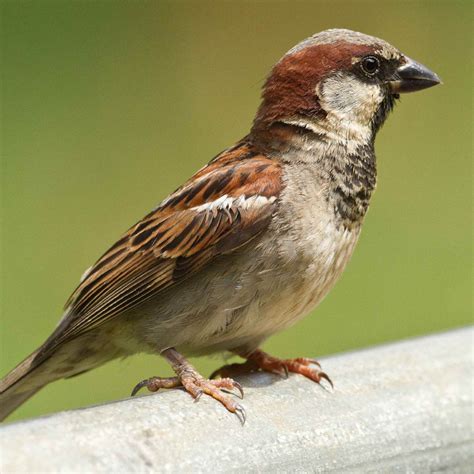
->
[252,29,440,144]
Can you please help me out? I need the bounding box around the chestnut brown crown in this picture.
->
[252,29,440,136]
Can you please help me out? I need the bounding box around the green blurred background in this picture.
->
[1,1,472,422]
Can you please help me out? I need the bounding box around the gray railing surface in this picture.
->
[0,327,472,473]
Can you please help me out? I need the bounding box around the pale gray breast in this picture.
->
[256,162,362,331]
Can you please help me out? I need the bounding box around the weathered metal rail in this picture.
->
[0,327,472,473]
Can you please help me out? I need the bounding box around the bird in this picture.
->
[0,29,440,423]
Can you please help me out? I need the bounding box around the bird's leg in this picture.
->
[131,347,246,423]
[212,348,333,388]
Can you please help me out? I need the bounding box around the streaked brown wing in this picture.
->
[41,143,282,353]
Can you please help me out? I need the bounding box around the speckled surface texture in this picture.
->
[1,327,472,473]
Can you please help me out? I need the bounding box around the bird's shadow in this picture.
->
[228,371,286,389]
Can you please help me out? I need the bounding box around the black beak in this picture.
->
[388,57,441,94]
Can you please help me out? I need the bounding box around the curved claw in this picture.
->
[233,381,244,399]
[234,404,247,425]
[309,358,322,368]
[319,372,334,389]
[267,364,288,378]
[194,389,203,402]
[131,378,152,397]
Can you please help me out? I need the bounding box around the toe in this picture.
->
[292,357,322,368]
[131,376,182,396]
[212,378,244,399]
[181,376,247,422]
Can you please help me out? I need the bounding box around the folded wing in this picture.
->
[40,143,282,355]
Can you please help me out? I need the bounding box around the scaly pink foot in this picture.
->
[132,348,246,424]
[211,348,333,388]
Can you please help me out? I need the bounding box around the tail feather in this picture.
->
[0,350,50,422]
[0,350,40,392]
[1,327,122,421]
[0,387,44,422]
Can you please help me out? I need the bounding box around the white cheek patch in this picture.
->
[318,74,384,126]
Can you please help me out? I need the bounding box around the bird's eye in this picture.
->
[361,56,380,75]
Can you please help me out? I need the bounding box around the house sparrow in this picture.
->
[0,29,440,423]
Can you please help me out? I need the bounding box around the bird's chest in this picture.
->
[176,157,371,352]
[259,187,361,332]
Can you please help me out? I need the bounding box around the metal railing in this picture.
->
[0,327,472,473]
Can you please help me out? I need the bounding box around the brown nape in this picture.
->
[251,41,377,134]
